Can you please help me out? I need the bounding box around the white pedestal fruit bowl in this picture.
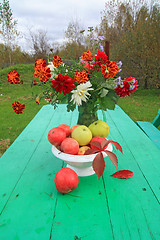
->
[52,143,113,177]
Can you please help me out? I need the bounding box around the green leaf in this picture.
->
[66,96,76,112]
[99,88,109,97]
[98,90,119,110]
[58,93,68,104]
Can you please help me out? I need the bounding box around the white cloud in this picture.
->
[8,0,106,51]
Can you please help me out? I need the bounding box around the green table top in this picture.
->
[0,104,160,240]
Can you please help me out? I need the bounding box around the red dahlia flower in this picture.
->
[95,50,108,65]
[114,81,130,97]
[50,73,76,95]
[115,77,138,97]
[124,77,138,93]
[101,60,119,79]
[7,70,20,84]
[12,101,25,114]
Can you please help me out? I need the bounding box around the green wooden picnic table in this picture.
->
[0,104,160,240]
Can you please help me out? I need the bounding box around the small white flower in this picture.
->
[48,62,55,71]
[48,62,57,78]
[70,81,94,106]
[48,62,68,79]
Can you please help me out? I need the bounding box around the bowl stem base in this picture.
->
[66,164,95,177]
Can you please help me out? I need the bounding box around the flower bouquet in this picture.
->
[7,37,137,185]
[8,40,138,127]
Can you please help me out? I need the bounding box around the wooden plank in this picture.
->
[152,109,160,127]
[50,175,113,240]
[0,105,55,212]
[103,106,160,201]
[0,104,76,240]
[49,107,113,240]
[136,121,160,149]
[97,106,160,239]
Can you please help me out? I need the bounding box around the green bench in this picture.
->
[136,109,160,149]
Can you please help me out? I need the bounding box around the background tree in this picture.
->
[65,19,84,45]
[0,43,34,68]
[0,0,18,65]
[29,29,51,62]
[62,19,86,59]
[98,0,160,88]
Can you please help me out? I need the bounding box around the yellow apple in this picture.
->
[71,125,92,146]
[70,124,80,134]
[89,120,109,137]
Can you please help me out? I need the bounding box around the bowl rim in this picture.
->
[52,142,113,163]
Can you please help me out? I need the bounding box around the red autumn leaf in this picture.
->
[104,150,118,171]
[101,139,109,150]
[108,140,123,154]
[85,148,98,155]
[92,152,105,180]
[89,141,102,151]
[111,170,133,179]
[83,139,123,179]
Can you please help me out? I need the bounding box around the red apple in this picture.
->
[70,124,80,134]
[60,138,79,155]
[58,124,71,137]
[90,136,108,149]
[54,167,79,194]
[78,146,90,155]
[48,127,66,146]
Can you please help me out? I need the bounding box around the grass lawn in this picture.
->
[0,64,160,156]
[118,89,160,122]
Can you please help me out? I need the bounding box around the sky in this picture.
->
[8,0,107,52]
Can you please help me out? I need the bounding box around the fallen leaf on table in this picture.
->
[111,170,133,179]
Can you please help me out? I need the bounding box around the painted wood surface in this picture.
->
[0,104,160,240]
[152,108,160,128]
[136,108,160,150]
[136,121,160,149]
